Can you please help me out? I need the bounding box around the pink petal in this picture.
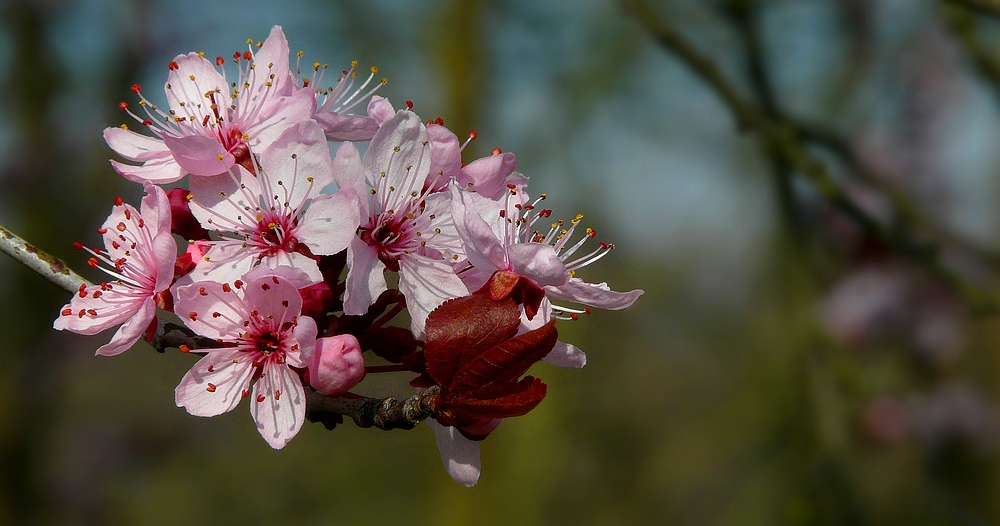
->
[450,184,507,273]
[257,251,324,286]
[242,273,304,326]
[297,190,361,255]
[175,350,254,417]
[252,26,292,94]
[343,237,387,316]
[426,123,461,192]
[247,87,316,150]
[332,142,368,215]
[364,110,430,193]
[140,183,173,243]
[257,120,334,201]
[53,285,142,334]
[545,278,644,310]
[165,53,228,116]
[398,254,469,338]
[187,170,246,232]
[458,152,518,199]
[315,112,379,141]
[509,243,568,287]
[174,278,248,340]
[110,157,186,184]
[251,362,306,449]
[543,341,586,368]
[103,127,170,162]
[367,95,394,124]
[290,315,318,367]
[163,135,232,176]
[95,297,156,356]
[186,242,257,286]
[428,420,481,487]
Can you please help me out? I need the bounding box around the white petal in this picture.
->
[251,362,306,449]
[175,350,254,417]
[398,255,468,338]
[297,190,361,256]
[343,237,387,316]
[545,278,643,310]
[428,420,481,487]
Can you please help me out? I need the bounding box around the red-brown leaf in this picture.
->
[451,319,557,393]
[424,294,520,385]
[451,376,548,419]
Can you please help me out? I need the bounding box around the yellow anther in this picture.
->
[313,62,321,70]
[307,177,314,183]
[351,60,358,68]
[256,213,264,222]
[197,51,204,58]
[217,154,224,161]
[575,214,584,221]
[371,66,378,74]
[265,82,272,87]
[569,270,576,277]
[551,223,558,228]
[381,78,388,85]
[246,38,253,45]
[351,71,357,77]
[119,124,128,130]
[186,193,194,201]
[188,75,195,81]
[586,227,593,234]
[539,193,547,199]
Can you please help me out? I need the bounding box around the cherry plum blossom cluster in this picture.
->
[52,26,642,486]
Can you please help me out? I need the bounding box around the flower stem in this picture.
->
[0,224,89,294]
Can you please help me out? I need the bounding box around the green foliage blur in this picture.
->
[2,0,1000,524]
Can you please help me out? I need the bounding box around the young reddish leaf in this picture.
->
[451,319,557,393]
[424,294,520,385]
[456,417,502,441]
[452,376,548,419]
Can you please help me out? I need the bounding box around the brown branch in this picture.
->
[305,386,439,431]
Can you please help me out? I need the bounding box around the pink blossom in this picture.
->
[302,60,386,141]
[450,184,642,362]
[173,266,317,449]
[185,120,361,286]
[364,98,524,197]
[53,184,176,356]
[106,26,314,183]
[304,334,365,395]
[334,109,468,337]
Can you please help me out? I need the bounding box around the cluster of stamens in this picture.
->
[192,153,316,262]
[182,277,301,401]
[296,54,386,115]
[60,197,157,319]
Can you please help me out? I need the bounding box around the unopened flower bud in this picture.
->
[306,334,365,395]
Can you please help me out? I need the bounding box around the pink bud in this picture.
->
[306,334,365,395]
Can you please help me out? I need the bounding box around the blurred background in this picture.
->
[3,0,1000,523]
